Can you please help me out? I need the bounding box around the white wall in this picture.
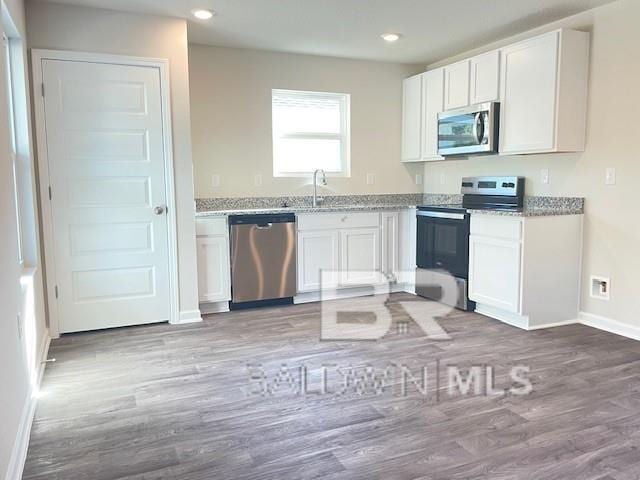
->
[26,1,201,323]
[189,44,424,198]
[0,0,49,476]
[422,0,640,327]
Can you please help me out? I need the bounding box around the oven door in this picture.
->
[438,102,499,156]
[416,210,470,279]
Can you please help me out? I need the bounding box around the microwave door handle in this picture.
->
[475,112,485,145]
[471,112,479,144]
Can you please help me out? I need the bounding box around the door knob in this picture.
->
[154,206,166,215]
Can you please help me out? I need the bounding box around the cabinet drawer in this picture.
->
[297,212,380,231]
[196,217,228,236]
[471,215,522,240]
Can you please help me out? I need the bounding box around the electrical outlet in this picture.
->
[254,174,263,187]
[415,174,423,185]
[541,169,549,184]
[439,173,446,185]
[590,275,610,300]
[605,168,616,185]
[211,174,221,187]
[366,173,376,185]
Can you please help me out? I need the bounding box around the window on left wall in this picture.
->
[272,89,351,177]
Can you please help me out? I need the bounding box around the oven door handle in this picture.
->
[417,210,466,220]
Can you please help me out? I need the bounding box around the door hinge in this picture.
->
[54,285,58,299]
[48,186,52,200]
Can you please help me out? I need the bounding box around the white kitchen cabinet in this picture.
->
[401,74,423,162]
[469,234,522,313]
[297,230,339,292]
[381,212,399,281]
[339,227,381,286]
[421,68,445,161]
[468,213,583,330]
[499,29,590,155]
[444,60,470,110]
[470,50,500,104]
[196,236,231,303]
[196,217,231,309]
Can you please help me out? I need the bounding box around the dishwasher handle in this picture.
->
[254,223,273,230]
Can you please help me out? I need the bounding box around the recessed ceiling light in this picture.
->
[381,33,402,43]
[192,9,215,20]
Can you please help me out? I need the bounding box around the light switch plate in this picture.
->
[439,173,446,185]
[415,174,423,185]
[541,169,549,184]
[366,173,376,185]
[211,174,221,187]
[254,174,263,187]
[605,168,616,185]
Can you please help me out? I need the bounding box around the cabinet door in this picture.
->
[469,235,522,313]
[500,31,559,154]
[444,60,470,110]
[297,230,339,292]
[196,236,231,303]
[470,50,500,104]
[422,68,445,161]
[381,212,399,282]
[401,74,423,162]
[339,228,381,286]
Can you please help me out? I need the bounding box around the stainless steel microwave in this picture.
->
[438,102,500,156]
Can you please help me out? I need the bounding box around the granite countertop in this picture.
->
[195,203,416,217]
[194,194,584,218]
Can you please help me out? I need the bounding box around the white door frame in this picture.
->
[31,49,180,338]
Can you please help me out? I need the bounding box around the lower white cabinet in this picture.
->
[469,235,522,313]
[296,211,404,298]
[339,227,381,286]
[469,214,582,330]
[196,217,231,307]
[297,229,339,292]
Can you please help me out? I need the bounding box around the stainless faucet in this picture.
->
[312,169,327,207]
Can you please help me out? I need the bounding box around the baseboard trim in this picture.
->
[475,304,530,330]
[294,283,407,305]
[579,311,640,341]
[173,309,203,324]
[5,331,51,480]
[200,301,230,315]
[527,318,579,330]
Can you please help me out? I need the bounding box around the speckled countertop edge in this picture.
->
[195,194,584,218]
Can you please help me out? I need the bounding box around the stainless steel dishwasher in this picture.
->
[229,213,296,309]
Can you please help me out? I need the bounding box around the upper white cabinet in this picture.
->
[499,29,590,155]
[401,70,444,162]
[421,68,445,161]
[444,60,470,110]
[470,50,501,104]
[401,74,423,161]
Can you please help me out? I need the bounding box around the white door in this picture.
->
[499,31,559,154]
[339,228,381,287]
[42,59,172,333]
[469,235,522,313]
[470,50,500,104]
[401,74,423,162]
[196,236,231,303]
[297,230,339,292]
[421,68,445,161]
[444,60,470,110]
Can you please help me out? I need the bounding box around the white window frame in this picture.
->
[272,89,351,177]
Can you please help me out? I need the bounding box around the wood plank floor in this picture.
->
[23,293,640,479]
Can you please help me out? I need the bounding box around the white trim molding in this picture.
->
[5,331,51,480]
[30,49,181,336]
[579,311,640,341]
[176,310,204,324]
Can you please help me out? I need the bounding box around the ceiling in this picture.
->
[38,0,616,64]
